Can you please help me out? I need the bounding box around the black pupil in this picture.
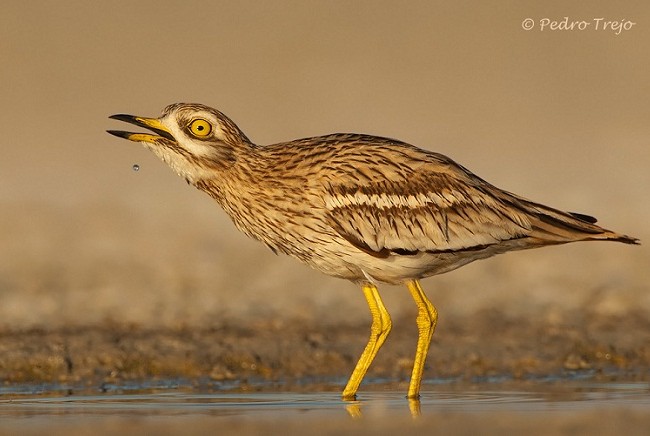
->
[197,125,204,131]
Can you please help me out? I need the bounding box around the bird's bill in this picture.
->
[107,114,175,143]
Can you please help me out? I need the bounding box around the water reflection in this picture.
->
[0,381,649,419]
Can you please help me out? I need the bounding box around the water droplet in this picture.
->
[132,164,140,172]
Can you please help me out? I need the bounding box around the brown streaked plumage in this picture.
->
[107,103,639,401]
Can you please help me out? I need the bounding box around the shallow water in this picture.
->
[2,380,649,418]
[2,381,650,435]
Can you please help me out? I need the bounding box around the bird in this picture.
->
[107,103,639,400]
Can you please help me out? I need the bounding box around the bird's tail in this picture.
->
[515,197,640,246]
[489,186,640,246]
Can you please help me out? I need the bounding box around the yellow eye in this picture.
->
[189,119,212,137]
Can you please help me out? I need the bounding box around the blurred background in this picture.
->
[1,0,648,330]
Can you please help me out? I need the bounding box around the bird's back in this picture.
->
[205,133,637,283]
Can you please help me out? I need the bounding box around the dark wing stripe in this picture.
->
[569,211,598,224]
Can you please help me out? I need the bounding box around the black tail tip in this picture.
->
[616,234,641,245]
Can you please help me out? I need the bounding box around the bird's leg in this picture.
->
[342,283,392,400]
[406,279,438,399]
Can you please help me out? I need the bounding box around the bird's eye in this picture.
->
[189,119,212,137]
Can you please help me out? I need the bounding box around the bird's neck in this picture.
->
[191,145,306,252]
[191,143,265,213]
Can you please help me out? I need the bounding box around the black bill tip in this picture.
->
[109,114,138,124]
[106,130,133,139]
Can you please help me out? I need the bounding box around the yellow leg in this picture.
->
[406,279,438,399]
[342,283,392,400]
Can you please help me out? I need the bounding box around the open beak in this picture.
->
[107,114,175,143]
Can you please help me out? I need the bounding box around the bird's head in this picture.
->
[107,103,251,182]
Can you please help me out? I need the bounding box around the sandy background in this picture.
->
[1,0,649,388]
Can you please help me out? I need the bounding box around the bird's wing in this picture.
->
[324,168,534,257]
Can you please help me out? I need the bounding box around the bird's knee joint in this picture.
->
[383,319,393,335]
[416,311,436,331]
[370,317,392,338]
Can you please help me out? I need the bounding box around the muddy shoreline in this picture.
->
[3,309,648,391]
